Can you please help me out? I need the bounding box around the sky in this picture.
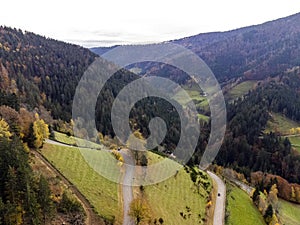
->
[1,0,300,48]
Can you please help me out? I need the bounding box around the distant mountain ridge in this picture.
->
[174,12,300,82]
[1,16,300,187]
[91,12,300,83]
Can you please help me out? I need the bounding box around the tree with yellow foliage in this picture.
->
[126,130,147,166]
[0,118,12,139]
[289,127,300,135]
[268,184,278,210]
[129,198,151,225]
[32,113,50,148]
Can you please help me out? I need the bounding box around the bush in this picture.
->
[58,192,83,214]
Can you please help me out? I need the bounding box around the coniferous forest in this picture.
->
[1,12,300,224]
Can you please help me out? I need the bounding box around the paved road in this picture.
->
[120,149,135,225]
[207,171,226,225]
[231,179,254,194]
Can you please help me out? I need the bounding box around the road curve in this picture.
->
[207,171,226,225]
[120,149,135,225]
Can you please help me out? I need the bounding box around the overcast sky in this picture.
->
[1,0,300,47]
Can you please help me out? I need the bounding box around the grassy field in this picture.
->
[264,113,300,135]
[173,89,207,106]
[41,143,122,223]
[173,88,209,122]
[278,199,300,225]
[52,131,102,149]
[227,81,257,99]
[144,153,212,225]
[46,133,213,224]
[226,184,266,225]
[198,114,210,122]
[287,136,300,153]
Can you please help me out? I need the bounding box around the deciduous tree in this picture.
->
[129,198,150,225]
[0,118,12,139]
[32,113,50,148]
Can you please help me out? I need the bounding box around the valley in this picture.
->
[1,11,300,225]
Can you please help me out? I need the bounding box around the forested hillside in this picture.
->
[0,26,96,120]
[92,13,300,85]
[91,13,300,189]
[174,13,300,82]
[216,69,300,184]
[1,12,300,223]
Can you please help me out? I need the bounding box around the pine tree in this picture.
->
[252,188,260,205]
[37,176,54,224]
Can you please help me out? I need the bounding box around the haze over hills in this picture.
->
[174,12,300,82]
[92,12,300,84]
[91,12,300,201]
[1,11,300,225]
[1,12,300,184]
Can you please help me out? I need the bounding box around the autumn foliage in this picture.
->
[251,171,300,204]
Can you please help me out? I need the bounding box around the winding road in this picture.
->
[45,139,227,225]
[119,149,135,225]
[207,171,226,225]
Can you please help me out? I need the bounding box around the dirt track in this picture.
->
[33,150,106,225]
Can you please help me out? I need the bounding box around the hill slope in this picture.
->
[173,12,300,82]
[0,26,96,120]
[92,12,300,85]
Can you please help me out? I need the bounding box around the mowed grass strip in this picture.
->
[41,143,121,223]
[173,88,209,122]
[173,89,208,107]
[227,81,257,99]
[278,199,300,225]
[226,184,265,225]
[53,131,102,149]
[265,113,300,135]
[144,158,211,225]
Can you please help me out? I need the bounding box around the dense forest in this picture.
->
[174,12,300,82]
[0,27,186,152]
[92,13,300,186]
[92,13,300,84]
[0,108,85,224]
[0,26,96,120]
[216,73,300,184]
[1,12,300,224]
[2,24,300,184]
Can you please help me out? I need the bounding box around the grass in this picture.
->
[278,199,300,225]
[226,184,266,225]
[173,89,207,106]
[287,136,300,153]
[264,113,300,135]
[47,133,213,224]
[52,131,102,149]
[41,143,122,223]
[172,88,209,122]
[227,81,257,99]
[198,114,210,122]
[144,153,212,225]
